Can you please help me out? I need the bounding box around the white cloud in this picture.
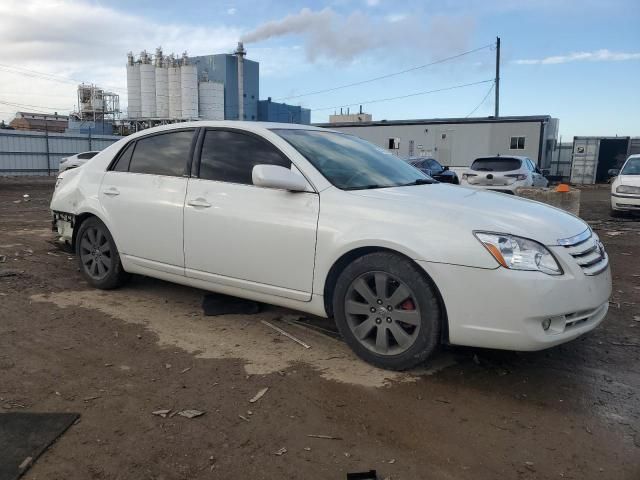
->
[385,13,407,23]
[0,0,241,120]
[227,7,237,15]
[515,49,640,65]
[366,0,380,6]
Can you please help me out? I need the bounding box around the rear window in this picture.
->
[471,157,521,172]
[77,151,99,159]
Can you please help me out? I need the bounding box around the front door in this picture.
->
[183,129,319,301]
[99,129,196,274]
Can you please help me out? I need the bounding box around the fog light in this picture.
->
[542,318,551,331]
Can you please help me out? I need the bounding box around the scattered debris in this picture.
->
[307,434,342,440]
[136,334,142,339]
[165,363,172,369]
[152,409,171,418]
[178,409,205,419]
[346,470,378,480]
[249,387,269,404]
[473,354,481,365]
[0,269,21,278]
[388,459,396,464]
[434,398,451,404]
[0,255,5,263]
[180,367,192,374]
[238,415,250,423]
[18,456,33,471]
[605,231,623,236]
[609,341,640,348]
[261,320,311,349]
[82,395,100,402]
[273,447,287,456]
[303,447,311,451]
[524,461,535,472]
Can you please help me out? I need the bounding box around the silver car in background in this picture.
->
[58,151,100,172]
[461,155,548,194]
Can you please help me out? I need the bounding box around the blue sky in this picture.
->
[0,0,638,138]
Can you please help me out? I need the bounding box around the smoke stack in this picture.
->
[235,41,246,120]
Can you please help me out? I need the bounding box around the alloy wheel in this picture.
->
[79,226,112,281]
[344,271,422,356]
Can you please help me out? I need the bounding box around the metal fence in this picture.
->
[0,129,122,176]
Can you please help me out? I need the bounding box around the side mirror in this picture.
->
[252,165,309,192]
[443,166,449,171]
[542,169,550,176]
[608,169,620,177]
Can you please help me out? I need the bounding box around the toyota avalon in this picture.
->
[51,122,611,370]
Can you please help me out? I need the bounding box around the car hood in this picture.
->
[617,174,640,187]
[347,184,588,246]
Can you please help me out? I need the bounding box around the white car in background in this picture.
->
[461,155,549,194]
[58,151,100,172]
[610,154,640,216]
[50,122,611,370]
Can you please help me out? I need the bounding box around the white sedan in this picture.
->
[58,151,100,172]
[51,122,611,370]
[461,155,549,194]
[610,154,640,216]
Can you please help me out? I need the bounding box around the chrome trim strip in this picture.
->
[557,228,591,247]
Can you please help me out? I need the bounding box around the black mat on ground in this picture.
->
[0,412,79,480]
[202,293,262,316]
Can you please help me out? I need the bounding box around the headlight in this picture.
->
[616,185,640,194]
[474,232,562,275]
[55,176,63,189]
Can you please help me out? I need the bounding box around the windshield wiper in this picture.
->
[343,184,389,190]
[398,178,437,186]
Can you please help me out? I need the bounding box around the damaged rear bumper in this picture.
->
[52,211,75,242]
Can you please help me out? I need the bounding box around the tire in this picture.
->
[332,252,442,370]
[76,217,130,289]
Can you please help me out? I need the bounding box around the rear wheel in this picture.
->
[76,217,129,289]
[333,252,442,370]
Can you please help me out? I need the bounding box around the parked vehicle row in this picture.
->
[58,151,100,172]
[460,155,549,194]
[51,122,611,370]
[609,154,640,216]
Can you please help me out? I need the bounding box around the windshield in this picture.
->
[273,129,430,190]
[471,157,522,172]
[621,158,640,175]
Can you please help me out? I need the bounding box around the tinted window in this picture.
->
[274,129,428,190]
[471,157,522,172]
[129,130,194,176]
[77,151,99,159]
[112,142,135,172]
[621,158,640,175]
[427,159,443,173]
[199,130,291,184]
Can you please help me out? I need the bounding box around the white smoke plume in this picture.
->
[241,8,475,63]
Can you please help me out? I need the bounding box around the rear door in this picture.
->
[99,129,196,275]
[183,129,319,301]
[471,157,521,186]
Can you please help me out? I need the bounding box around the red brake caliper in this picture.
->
[400,298,415,310]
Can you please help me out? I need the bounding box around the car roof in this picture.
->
[627,154,640,160]
[124,121,335,141]
[473,155,528,161]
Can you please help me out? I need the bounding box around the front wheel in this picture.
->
[333,252,442,370]
[76,217,130,289]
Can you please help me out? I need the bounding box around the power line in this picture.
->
[0,99,72,113]
[465,81,495,118]
[310,79,494,112]
[274,43,494,102]
[0,63,127,93]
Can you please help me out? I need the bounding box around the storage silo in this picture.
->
[167,54,182,119]
[198,81,224,120]
[139,51,156,118]
[155,48,169,118]
[126,52,141,119]
[180,53,198,119]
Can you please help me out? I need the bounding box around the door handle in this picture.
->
[187,198,212,208]
[103,188,120,197]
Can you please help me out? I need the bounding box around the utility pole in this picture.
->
[494,36,500,118]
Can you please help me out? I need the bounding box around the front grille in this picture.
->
[558,229,608,276]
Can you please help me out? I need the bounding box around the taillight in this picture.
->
[506,174,527,181]
[462,173,477,180]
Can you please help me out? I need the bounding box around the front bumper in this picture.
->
[418,252,612,351]
[611,193,640,211]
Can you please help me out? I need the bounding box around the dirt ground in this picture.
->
[0,177,638,480]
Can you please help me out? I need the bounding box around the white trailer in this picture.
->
[315,115,559,169]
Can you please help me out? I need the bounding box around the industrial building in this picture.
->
[258,98,310,124]
[9,112,69,133]
[316,115,559,169]
[125,43,308,129]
